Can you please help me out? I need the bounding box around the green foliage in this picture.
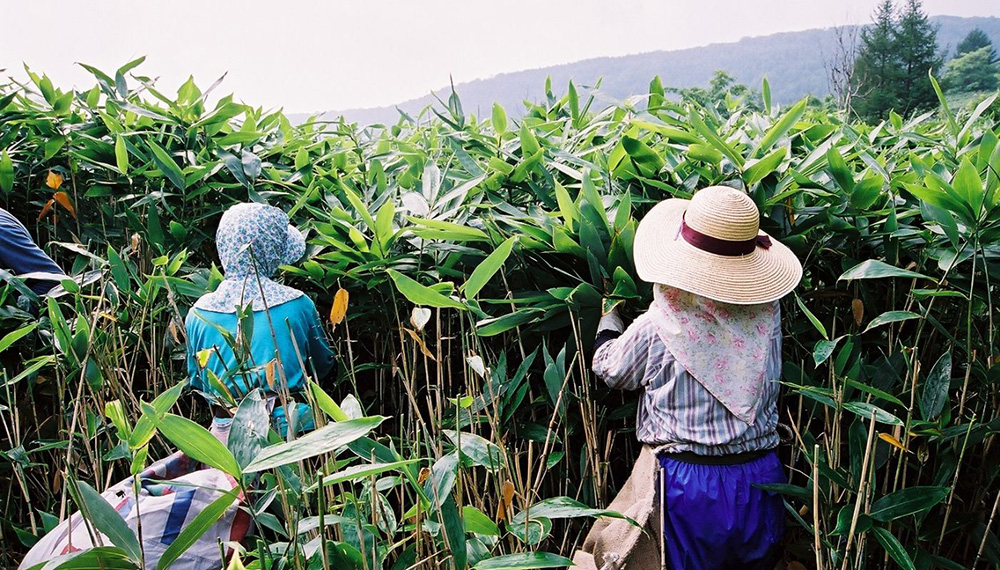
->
[1,60,999,570]
[944,45,1000,93]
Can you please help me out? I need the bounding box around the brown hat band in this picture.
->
[679,216,772,257]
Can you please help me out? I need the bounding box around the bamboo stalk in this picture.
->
[840,411,877,570]
[813,444,823,570]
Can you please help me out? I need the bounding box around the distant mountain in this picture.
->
[303,15,998,125]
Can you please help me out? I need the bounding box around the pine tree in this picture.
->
[894,0,944,116]
[956,28,996,59]
[853,0,901,121]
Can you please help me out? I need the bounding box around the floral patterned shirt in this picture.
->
[592,305,781,455]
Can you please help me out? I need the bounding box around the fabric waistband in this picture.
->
[659,447,776,465]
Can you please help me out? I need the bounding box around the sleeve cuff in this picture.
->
[593,328,622,352]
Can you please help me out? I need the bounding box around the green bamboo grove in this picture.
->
[1,60,999,569]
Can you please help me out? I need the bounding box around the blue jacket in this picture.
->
[0,208,66,295]
[186,295,336,434]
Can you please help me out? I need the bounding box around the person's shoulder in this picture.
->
[185,305,229,327]
[268,292,315,315]
[185,305,205,326]
[631,309,659,332]
[0,208,25,229]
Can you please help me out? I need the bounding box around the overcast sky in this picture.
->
[2,0,996,113]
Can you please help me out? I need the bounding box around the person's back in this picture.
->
[576,186,803,570]
[186,294,334,434]
[185,202,335,436]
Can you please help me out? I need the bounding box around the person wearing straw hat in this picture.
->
[574,186,802,570]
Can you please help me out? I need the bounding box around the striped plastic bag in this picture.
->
[19,450,250,570]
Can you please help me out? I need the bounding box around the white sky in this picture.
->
[2,0,996,113]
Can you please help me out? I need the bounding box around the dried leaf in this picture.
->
[497,479,515,522]
[45,170,63,189]
[53,191,77,218]
[130,232,141,252]
[852,298,864,327]
[37,199,54,221]
[330,288,349,325]
[879,432,908,453]
[404,328,436,361]
[417,466,431,485]
[410,307,432,331]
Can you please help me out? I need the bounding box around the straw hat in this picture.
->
[633,186,802,305]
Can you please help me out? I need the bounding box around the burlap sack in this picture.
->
[572,445,666,570]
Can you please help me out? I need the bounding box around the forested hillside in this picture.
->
[310,15,996,125]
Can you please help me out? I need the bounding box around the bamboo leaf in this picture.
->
[0,150,13,193]
[386,269,467,310]
[839,260,935,283]
[753,98,806,156]
[244,416,384,473]
[795,294,828,340]
[0,322,37,354]
[743,147,787,186]
[114,136,129,175]
[472,552,573,570]
[463,236,517,298]
[74,481,142,565]
[872,527,916,570]
[155,413,241,477]
[146,140,186,190]
[920,351,952,421]
[863,311,921,333]
[869,486,949,522]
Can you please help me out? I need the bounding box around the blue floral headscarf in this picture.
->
[194,203,306,312]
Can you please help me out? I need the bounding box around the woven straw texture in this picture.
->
[633,186,802,305]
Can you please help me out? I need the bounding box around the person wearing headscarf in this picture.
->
[186,202,335,437]
[573,186,802,570]
[18,203,333,570]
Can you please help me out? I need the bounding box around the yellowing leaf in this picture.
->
[196,348,212,368]
[45,170,63,189]
[330,288,349,325]
[53,191,77,218]
[227,551,246,570]
[879,433,908,453]
[265,359,277,389]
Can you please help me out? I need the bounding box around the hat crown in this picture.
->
[685,186,760,241]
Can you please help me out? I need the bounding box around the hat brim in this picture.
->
[634,199,803,305]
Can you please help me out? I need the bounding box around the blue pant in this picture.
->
[658,451,786,570]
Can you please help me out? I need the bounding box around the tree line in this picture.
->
[850,0,998,122]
